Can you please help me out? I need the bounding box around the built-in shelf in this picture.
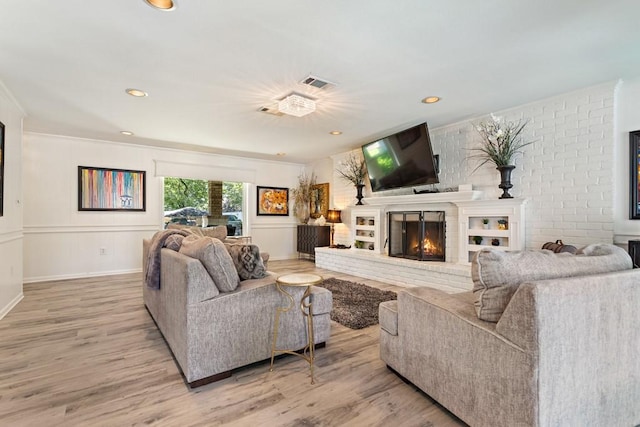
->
[454,199,527,264]
[352,210,381,252]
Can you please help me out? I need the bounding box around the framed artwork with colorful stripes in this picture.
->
[78,166,146,211]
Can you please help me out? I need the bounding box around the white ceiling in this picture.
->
[1,0,640,163]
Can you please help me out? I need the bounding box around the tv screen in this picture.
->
[361,122,439,192]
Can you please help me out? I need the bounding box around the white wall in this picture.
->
[23,133,305,282]
[0,82,25,319]
[327,82,627,251]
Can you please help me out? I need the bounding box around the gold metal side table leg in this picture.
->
[269,283,316,384]
[270,283,294,372]
[300,285,315,384]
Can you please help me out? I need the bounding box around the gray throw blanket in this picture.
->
[145,229,190,289]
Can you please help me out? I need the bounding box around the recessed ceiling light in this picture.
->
[422,96,441,104]
[126,88,148,97]
[329,131,342,135]
[144,0,176,11]
[120,131,134,136]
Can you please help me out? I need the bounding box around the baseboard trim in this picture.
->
[0,292,24,321]
[24,268,142,284]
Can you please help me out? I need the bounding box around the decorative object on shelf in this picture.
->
[472,236,483,245]
[497,219,508,230]
[78,166,146,211]
[257,186,290,216]
[290,172,316,223]
[482,218,489,229]
[310,182,329,219]
[336,153,367,205]
[630,130,640,219]
[491,238,500,246]
[469,114,533,199]
[326,209,342,247]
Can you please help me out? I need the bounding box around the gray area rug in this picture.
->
[317,278,397,330]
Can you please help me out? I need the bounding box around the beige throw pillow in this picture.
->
[179,235,240,292]
[472,244,633,322]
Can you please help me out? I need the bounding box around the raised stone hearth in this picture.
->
[315,247,472,292]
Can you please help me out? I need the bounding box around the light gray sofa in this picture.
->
[379,244,640,427]
[142,239,332,387]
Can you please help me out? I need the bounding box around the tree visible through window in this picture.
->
[163,178,244,235]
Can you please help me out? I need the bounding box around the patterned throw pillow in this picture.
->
[225,244,268,280]
[163,234,185,251]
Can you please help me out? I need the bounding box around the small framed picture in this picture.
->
[310,183,329,219]
[631,130,640,219]
[78,166,146,211]
[256,186,289,216]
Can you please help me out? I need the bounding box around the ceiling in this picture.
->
[1,1,640,164]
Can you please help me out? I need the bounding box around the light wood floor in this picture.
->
[0,259,466,427]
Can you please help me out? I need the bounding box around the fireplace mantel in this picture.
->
[361,190,483,207]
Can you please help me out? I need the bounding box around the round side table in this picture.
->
[269,273,323,384]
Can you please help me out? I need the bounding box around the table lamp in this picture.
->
[326,209,342,248]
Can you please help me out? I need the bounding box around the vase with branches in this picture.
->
[469,114,533,198]
[336,153,367,205]
[291,171,316,224]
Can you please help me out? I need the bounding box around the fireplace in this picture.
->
[388,211,445,261]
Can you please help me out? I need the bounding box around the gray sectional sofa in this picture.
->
[142,237,332,387]
[380,244,640,427]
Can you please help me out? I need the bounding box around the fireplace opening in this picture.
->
[388,211,445,261]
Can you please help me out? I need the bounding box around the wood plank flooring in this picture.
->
[0,259,466,427]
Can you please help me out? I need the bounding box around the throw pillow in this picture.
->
[472,244,633,322]
[225,244,268,280]
[163,234,185,251]
[179,235,240,292]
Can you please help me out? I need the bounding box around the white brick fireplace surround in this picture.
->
[315,191,527,293]
[322,82,622,292]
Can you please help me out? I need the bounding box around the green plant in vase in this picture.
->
[469,114,533,199]
[336,153,367,205]
[472,236,483,245]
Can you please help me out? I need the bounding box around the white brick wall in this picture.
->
[330,82,617,251]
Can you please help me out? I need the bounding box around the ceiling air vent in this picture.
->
[300,74,335,90]
[258,104,284,116]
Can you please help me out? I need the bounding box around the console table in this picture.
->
[297,225,330,259]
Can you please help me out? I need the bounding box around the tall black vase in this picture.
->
[497,165,515,199]
[355,184,365,205]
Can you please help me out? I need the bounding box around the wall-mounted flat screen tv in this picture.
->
[361,122,439,192]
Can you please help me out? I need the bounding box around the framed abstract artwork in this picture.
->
[0,120,4,217]
[631,130,640,219]
[256,186,289,216]
[310,183,329,219]
[78,166,146,211]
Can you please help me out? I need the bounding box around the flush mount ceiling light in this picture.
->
[421,96,441,104]
[120,131,134,136]
[144,0,176,11]
[126,88,148,97]
[278,94,316,117]
[329,131,342,135]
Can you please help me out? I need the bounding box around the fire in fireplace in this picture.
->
[387,211,445,261]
